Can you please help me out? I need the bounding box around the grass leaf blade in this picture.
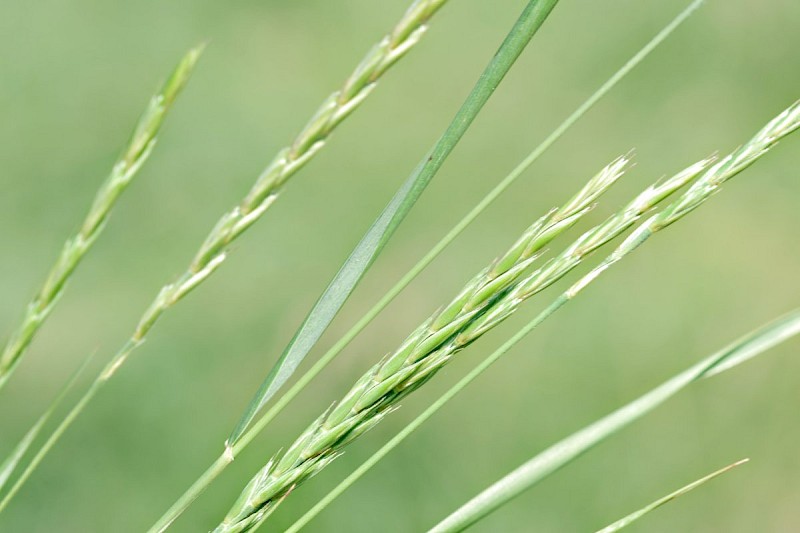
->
[429,309,800,532]
[226,0,562,449]
[595,459,749,533]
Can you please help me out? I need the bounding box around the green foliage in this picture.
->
[1,1,798,532]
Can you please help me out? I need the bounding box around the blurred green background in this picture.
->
[1,0,799,531]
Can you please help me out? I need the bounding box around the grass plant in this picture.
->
[1,1,797,531]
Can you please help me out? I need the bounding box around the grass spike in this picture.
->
[213,156,645,531]
[285,98,799,533]
[0,47,202,391]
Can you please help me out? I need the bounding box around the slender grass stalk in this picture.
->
[0,47,202,392]
[431,309,800,532]
[228,0,562,450]
[0,0,454,513]
[151,0,564,528]
[595,459,749,533]
[212,156,713,532]
[153,5,701,528]
[0,354,94,493]
[287,99,800,532]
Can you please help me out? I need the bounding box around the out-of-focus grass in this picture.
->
[0,1,798,531]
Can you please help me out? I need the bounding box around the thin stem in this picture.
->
[595,459,749,533]
[0,379,101,513]
[0,353,94,493]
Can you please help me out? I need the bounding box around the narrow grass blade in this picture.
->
[230,0,702,454]
[595,459,749,533]
[287,97,799,531]
[0,47,202,392]
[1,0,455,515]
[227,0,562,450]
[430,310,800,532]
[154,5,707,527]
[0,354,94,493]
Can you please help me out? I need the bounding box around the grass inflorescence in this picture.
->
[2,1,798,531]
[285,98,800,533]
[0,47,202,391]
[212,155,719,531]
